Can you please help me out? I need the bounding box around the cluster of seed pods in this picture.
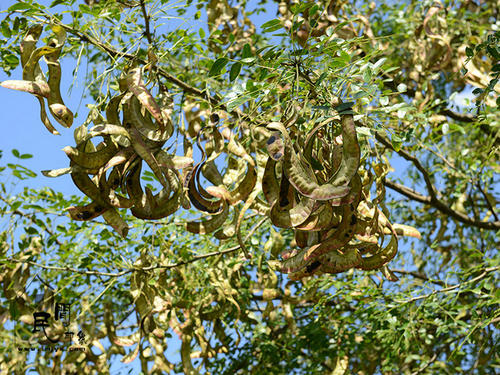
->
[262,109,420,280]
[1,25,421,279]
[1,24,73,134]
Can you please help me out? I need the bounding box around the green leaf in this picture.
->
[0,21,11,38]
[20,153,33,159]
[11,201,22,211]
[363,68,372,83]
[372,57,387,71]
[209,57,229,77]
[242,43,252,59]
[262,19,281,29]
[315,72,327,86]
[50,0,67,7]
[4,54,19,67]
[391,134,402,151]
[12,17,21,33]
[8,2,32,11]
[25,227,38,235]
[356,127,372,136]
[290,3,310,15]
[465,47,474,58]
[308,4,319,16]
[486,45,500,59]
[352,91,367,99]
[262,19,282,32]
[198,28,205,39]
[330,58,347,68]
[11,149,20,158]
[339,50,350,64]
[290,49,308,56]
[229,62,242,82]
[226,95,250,112]
[334,102,355,113]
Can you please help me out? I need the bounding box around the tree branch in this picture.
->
[439,108,498,140]
[383,179,430,204]
[139,0,153,45]
[395,266,500,304]
[476,180,499,221]
[376,133,500,230]
[439,108,475,123]
[392,269,446,287]
[384,179,500,230]
[411,353,438,375]
[375,132,438,197]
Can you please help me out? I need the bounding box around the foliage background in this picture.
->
[0,0,498,374]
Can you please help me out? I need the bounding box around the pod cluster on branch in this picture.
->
[1,24,421,280]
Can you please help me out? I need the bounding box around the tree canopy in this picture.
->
[0,0,498,374]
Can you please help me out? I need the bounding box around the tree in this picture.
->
[0,0,498,373]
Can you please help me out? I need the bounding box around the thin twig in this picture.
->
[1,258,128,277]
[410,353,438,375]
[392,269,446,287]
[476,180,499,221]
[139,0,153,45]
[141,215,269,272]
[376,133,500,230]
[395,266,500,304]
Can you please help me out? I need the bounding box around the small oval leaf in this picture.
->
[209,57,229,77]
[229,62,242,82]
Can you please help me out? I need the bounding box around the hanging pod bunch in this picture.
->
[42,66,188,236]
[262,106,421,280]
[1,24,74,134]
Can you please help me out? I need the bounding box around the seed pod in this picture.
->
[357,233,398,271]
[44,28,74,128]
[63,139,118,170]
[126,67,166,129]
[0,80,49,97]
[186,200,229,234]
[67,202,108,221]
[267,122,350,200]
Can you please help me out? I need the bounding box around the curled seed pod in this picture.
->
[267,122,350,201]
[44,26,73,127]
[126,67,166,129]
[186,200,229,235]
[63,141,119,170]
[357,233,398,271]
